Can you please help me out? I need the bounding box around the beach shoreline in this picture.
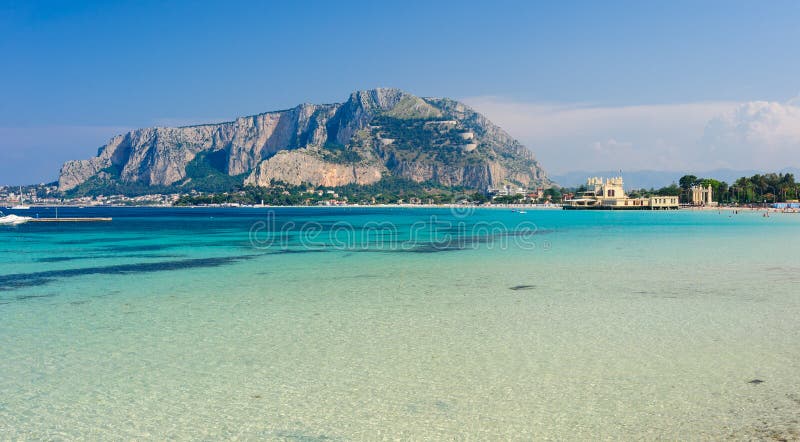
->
[7,203,799,213]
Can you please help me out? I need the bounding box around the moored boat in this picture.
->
[11,187,31,210]
[0,211,32,226]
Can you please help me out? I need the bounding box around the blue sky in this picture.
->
[2,0,800,184]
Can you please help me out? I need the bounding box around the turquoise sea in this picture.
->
[1,207,799,440]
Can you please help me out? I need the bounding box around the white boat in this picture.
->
[0,212,32,226]
[11,187,30,209]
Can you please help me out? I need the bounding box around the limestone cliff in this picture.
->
[244,148,384,187]
[59,88,549,193]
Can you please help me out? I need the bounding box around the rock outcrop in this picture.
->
[58,88,549,193]
[245,148,384,187]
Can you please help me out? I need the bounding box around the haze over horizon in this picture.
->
[2,0,799,185]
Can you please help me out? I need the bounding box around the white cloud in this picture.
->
[591,138,633,154]
[703,101,800,169]
[461,96,800,174]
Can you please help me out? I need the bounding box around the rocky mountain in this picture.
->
[59,88,549,193]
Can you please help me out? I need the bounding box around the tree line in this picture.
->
[567,172,798,205]
[676,173,798,204]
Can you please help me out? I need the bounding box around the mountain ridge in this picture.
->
[58,88,549,194]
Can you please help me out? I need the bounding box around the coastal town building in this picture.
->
[564,176,679,210]
[688,184,715,206]
[527,188,544,200]
[487,185,526,198]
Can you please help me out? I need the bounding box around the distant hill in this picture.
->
[58,88,549,195]
[552,168,800,189]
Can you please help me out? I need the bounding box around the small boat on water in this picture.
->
[0,211,32,226]
[11,187,31,209]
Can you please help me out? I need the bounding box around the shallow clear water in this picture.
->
[1,207,799,439]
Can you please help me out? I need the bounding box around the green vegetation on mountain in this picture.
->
[371,116,485,166]
[182,150,247,192]
[320,142,364,164]
[383,94,443,119]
